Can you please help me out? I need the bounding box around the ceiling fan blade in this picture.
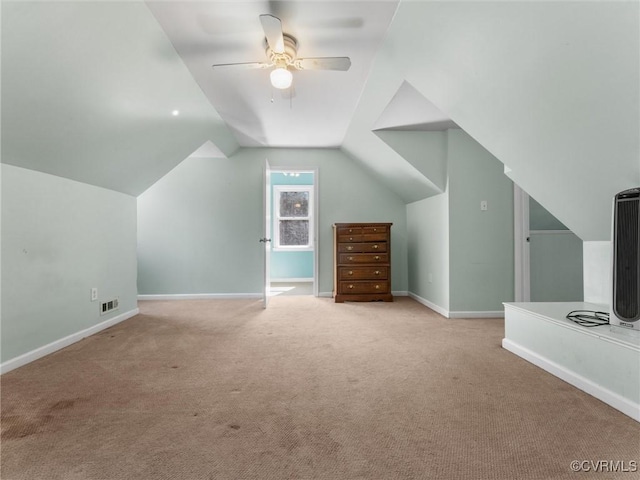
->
[295,57,351,71]
[259,14,285,54]
[212,61,270,70]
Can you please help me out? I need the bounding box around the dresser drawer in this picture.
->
[339,253,389,264]
[338,266,388,280]
[337,234,363,243]
[362,225,387,234]
[338,242,387,253]
[339,281,389,295]
[337,227,362,236]
[362,232,388,242]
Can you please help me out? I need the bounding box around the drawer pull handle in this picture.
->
[349,229,353,233]
[373,245,379,249]
[374,256,380,260]
[347,246,353,251]
[348,256,353,261]
[374,228,377,232]
[375,285,380,290]
[349,237,353,241]
[348,284,354,289]
[348,271,353,275]
[374,270,380,275]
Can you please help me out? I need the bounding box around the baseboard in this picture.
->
[138,293,262,301]
[1,308,139,375]
[271,278,313,283]
[408,292,449,317]
[319,292,333,298]
[502,338,640,423]
[449,310,504,319]
[407,292,503,319]
[392,291,408,296]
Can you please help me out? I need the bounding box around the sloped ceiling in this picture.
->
[345,0,639,241]
[373,81,458,132]
[2,1,638,242]
[2,1,238,196]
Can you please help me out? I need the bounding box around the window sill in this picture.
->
[272,247,314,252]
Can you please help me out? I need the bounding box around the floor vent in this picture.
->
[101,298,119,315]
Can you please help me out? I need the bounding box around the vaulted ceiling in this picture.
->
[147,1,399,148]
[2,1,639,241]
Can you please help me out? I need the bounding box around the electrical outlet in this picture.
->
[91,288,98,302]
[480,200,488,211]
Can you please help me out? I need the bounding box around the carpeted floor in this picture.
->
[1,297,638,479]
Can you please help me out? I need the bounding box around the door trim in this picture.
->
[268,167,319,296]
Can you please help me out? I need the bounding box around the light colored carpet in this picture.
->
[1,297,638,479]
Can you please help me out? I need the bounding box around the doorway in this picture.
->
[268,168,318,297]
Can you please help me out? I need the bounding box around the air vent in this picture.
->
[100,298,119,316]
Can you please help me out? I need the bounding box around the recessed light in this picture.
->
[171,110,180,116]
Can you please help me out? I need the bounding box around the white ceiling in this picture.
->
[146,1,399,147]
[3,1,637,241]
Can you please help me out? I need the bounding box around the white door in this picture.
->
[514,185,531,301]
[262,159,272,308]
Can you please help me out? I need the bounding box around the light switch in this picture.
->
[480,200,488,211]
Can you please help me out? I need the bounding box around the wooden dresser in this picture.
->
[333,223,393,303]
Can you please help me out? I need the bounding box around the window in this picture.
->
[274,185,313,251]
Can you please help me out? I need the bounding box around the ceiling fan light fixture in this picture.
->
[270,67,292,89]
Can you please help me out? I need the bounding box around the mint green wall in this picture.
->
[528,196,583,302]
[270,172,314,280]
[407,193,450,311]
[406,130,513,314]
[1,164,138,363]
[449,130,514,312]
[271,172,314,186]
[270,251,314,280]
[530,233,583,302]
[137,148,408,296]
[529,197,568,231]
[137,155,261,295]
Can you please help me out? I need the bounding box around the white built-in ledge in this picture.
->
[503,302,640,422]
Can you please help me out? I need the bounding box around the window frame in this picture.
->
[273,185,314,252]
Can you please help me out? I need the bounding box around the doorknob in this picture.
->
[259,238,272,243]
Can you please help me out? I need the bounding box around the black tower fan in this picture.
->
[611,187,640,330]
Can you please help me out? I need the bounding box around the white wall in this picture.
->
[1,164,138,365]
[583,241,612,305]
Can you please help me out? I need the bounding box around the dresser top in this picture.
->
[333,222,393,227]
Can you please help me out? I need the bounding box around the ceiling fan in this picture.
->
[212,14,351,90]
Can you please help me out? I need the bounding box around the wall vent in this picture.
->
[100,298,119,316]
